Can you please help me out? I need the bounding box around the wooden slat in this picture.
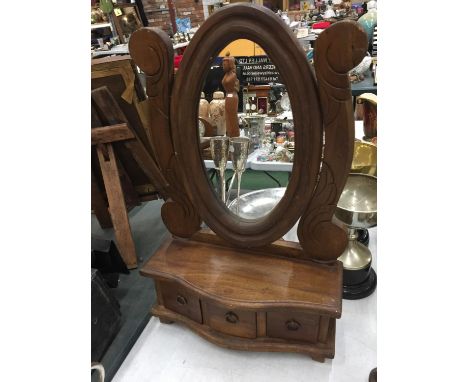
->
[91,60,154,157]
[91,169,113,229]
[96,143,138,269]
[123,139,169,199]
[91,123,135,145]
[92,86,166,193]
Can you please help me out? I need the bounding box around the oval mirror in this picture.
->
[198,39,296,221]
[171,4,323,248]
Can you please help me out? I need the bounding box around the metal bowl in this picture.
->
[227,188,286,220]
[335,174,377,229]
[351,140,377,177]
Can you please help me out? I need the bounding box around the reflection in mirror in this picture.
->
[198,40,295,220]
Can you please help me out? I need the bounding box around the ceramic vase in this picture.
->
[209,91,226,136]
[199,92,210,120]
[358,9,377,43]
[356,93,377,140]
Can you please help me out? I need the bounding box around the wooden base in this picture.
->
[141,236,343,362]
[158,317,174,325]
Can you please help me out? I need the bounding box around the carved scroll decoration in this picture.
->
[129,28,201,237]
[297,21,368,262]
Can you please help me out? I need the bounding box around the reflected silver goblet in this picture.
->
[210,136,230,203]
[228,137,250,214]
[334,173,377,300]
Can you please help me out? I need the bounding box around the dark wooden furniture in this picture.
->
[141,236,342,361]
[92,4,144,45]
[112,4,144,44]
[91,56,152,153]
[91,56,157,224]
[91,86,166,268]
[129,4,367,361]
[91,269,121,362]
[243,84,271,114]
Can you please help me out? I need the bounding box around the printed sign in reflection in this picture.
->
[237,56,281,85]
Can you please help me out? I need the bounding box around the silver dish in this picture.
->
[228,188,285,219]
[335,174,377,229]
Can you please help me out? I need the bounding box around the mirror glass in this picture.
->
[197,39,295,220]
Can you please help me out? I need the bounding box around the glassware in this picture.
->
[210,136,230,203]
[228,137,250,214]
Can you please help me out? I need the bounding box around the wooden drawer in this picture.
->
[267,311,320,343]
[203,301,256,339]
[159,280,202,324]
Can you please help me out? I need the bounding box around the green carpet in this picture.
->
[208,169,290,190]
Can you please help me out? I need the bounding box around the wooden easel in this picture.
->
[91,86,167,269]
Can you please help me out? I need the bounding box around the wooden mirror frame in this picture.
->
[129,4,368,262]
[171,4,323,248]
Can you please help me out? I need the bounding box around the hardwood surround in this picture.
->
[141,236,342,361]
[129,4,367,361]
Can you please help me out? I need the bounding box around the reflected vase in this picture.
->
[209,91,226,136]
[358,9,377,44]
[199,92,210,120]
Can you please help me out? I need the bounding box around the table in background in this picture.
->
[351,70,377,111]
[247,121,364,176]
[203,149,257,171]
[91,41,189,58]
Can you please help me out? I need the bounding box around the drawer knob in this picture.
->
[176,295,187,305]
[225,311,239,324]
[285,319,301,331]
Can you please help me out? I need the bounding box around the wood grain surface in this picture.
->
[130,5,368,361]
[91,168,113,229]
[91,123,134,145]
[141,237,342,316]
[96,143,137,269]
[129,27,202,238]
[152,305,335,361]
[297,21,369,262]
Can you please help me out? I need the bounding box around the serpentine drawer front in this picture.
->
[159,280,202,324]
[141,237,342,361]
[202,301,257,339]
[267,311,320,343]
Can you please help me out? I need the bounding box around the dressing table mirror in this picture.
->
[196,39,296,214]
[129,3,367,362]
